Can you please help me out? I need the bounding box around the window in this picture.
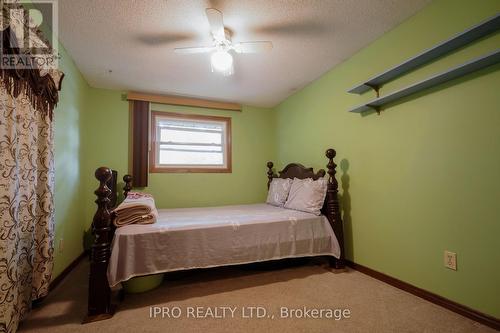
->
[150,111,231,173]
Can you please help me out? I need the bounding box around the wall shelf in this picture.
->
[348,13,500,95]
[349,49,500,114]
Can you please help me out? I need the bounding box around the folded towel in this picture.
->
[113,192,158,227]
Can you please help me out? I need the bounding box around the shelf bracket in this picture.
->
[365,83,380,98]
[367,104,381,115]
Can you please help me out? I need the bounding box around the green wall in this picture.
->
[274,0,500,318]
[53,44,91,278]
[80,89,129,227]
[80,91,275,228]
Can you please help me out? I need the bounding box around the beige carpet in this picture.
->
[19,260,495,333]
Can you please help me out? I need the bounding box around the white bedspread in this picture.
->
[107,203,340,286]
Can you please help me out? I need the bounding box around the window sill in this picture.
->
[149,166,232,173]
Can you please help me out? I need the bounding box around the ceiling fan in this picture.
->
[174,8,273,76]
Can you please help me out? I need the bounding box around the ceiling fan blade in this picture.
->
[136,32,193,46]
[233,41,273,54]
[206,8,226,41]
[174,46,215,54]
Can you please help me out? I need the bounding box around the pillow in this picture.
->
[266,178,293,207]
[284,177,327,215]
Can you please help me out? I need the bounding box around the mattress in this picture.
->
[107,203,341,286]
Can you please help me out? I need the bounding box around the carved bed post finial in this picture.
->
[123,174,132,198]
[325,149,345,269]
[326,149,338,190]
[267,161,274,189]
[84,167,115,323]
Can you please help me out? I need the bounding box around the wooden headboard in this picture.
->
[266,162,326,186]
[266,148,344,270]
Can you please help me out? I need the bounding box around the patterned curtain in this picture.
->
[0,88,55,332]
[0,3,64,332]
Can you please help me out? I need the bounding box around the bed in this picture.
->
[109,203,340,286]
[84,148,345,323]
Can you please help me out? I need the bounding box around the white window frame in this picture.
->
[150,111,232,173]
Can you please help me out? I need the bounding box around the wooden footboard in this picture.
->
[84,148,344,323]
[84,168,132,323]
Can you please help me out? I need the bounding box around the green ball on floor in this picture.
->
[123,274,164,293]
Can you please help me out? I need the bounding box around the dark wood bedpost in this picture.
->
[123,174,132,198]
[267,161,276,189]
[84,167,115,323]
[325,149,345,269]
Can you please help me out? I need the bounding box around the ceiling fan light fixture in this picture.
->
[173,8,273,76]
[211,50,233,76]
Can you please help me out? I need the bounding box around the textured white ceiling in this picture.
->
[58,0,431,107]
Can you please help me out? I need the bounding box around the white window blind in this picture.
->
[154,116,228,168]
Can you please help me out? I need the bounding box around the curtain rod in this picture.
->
[127,91,242,112]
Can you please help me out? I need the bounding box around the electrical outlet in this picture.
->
[58,238,64,253]
[444,251,457,270]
